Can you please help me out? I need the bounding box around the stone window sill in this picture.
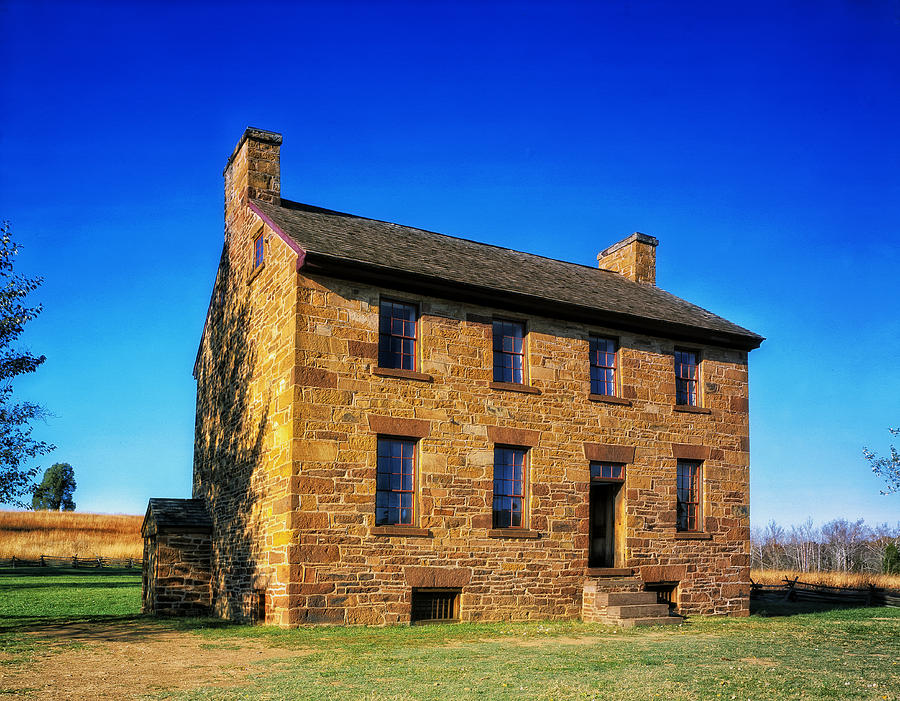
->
[674,404,712,415]
[674,532,713,540]
[373,367,434,382]
[588,394,632,406]
[585,567,633,577]
[489,381,541,395]
[247,262,265,285]
[488,528,540,539]
[370,525,432,537]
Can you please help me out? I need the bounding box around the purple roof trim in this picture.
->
[249,200,307,270]
[193,202,308,379]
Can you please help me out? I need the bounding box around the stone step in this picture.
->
[617,616,682,628]
[596,591,659,606]
[606,603,672,619]
[585,577,643,588]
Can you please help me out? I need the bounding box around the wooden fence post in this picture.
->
[72,555,78,568]
[781,576,799,602]
[40,555,46,567]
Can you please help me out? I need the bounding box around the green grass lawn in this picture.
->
[0,567,141,624]
[1,568,899,700]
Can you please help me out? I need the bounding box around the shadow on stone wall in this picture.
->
[192,249,269,621]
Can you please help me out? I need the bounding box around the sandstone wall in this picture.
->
[273,273,751,625]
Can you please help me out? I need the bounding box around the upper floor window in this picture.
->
[378,300,418,370]
[253,232,264,269]
[493,320,525,384]
[493,446,526,528]
[674,349,699,406]
[375,437,416,526]
[589,336,617,396]
[676,460,702,532]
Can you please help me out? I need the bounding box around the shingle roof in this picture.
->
[252,198,763,350]
[142,498,212,536]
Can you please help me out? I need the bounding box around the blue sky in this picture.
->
[1,0,898,527]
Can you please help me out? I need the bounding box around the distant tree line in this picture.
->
[751,518,900,575]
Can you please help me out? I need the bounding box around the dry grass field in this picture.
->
[751,568,900,590]
[0,510,143,559]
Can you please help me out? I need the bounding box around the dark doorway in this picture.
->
[589,483,622,568]
[645,582,679,613]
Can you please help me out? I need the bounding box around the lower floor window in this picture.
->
[376,437,416,525]
[676,460,702,531]
[411,588,461,623]
[493,446,526,528]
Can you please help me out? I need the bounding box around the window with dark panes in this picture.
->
[492,447,526,528]
[676,460,702,532]
[253,232,264,269]
[674,349,699,406]
[493,320,525,384]
[378,300,418,370]
[589,336,617,396]
[375,437,416,526]
[590,462,625,481]
[411,589,460,623]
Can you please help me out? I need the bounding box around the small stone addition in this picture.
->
[142,499,213,616]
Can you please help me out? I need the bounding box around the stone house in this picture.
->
[142,127,763,627]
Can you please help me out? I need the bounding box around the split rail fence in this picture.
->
[0,555,141,569]
[751,577,900,608]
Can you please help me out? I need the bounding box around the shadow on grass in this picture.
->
[750,595,870,617]
[1,580,139,591]
[0,567,140,578]
[0,614,235,643]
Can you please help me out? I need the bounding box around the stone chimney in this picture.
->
[597,232,659,285]
[224,127,282,227]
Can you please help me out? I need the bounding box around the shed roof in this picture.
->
[251,198,763,350]
[142,498,212,536]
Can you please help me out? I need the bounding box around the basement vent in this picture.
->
[645,582,678,612]
[411,588,460,624]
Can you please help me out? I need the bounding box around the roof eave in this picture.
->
[302,252,764,351]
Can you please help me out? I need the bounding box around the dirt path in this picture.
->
[0,620,313,700]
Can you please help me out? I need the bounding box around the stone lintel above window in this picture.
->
[404,566,472,588]
[486,425,540,447]
[583,443,635,464]
[367,415,431,439]
[671,443,710,460]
